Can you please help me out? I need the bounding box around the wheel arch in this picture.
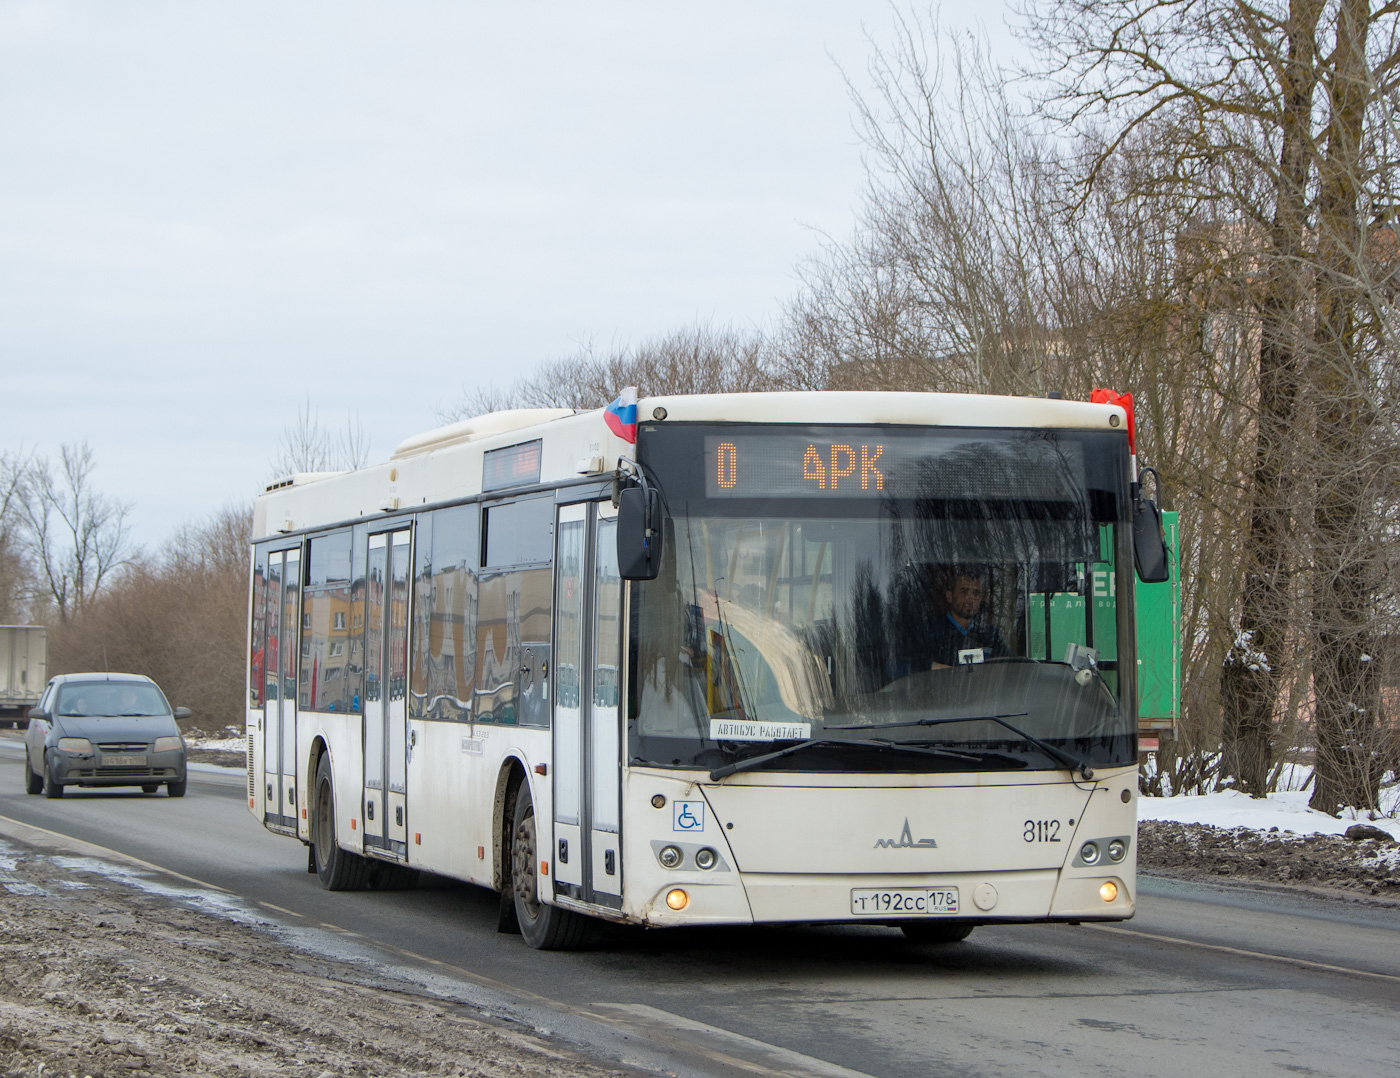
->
[307,736,333,839]
[492,756,530,892]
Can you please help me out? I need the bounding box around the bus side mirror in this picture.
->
[617,486,663,580]
[1132,495,1170,583]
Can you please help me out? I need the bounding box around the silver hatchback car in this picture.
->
[23,673,190,798]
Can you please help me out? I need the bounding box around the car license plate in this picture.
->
[850,888,959,916]
[101,754,145,767]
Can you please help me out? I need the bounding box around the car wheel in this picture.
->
[167,778,187,798]
[24,750,43,795]
[141,784,159,794]
[42,752,64,798]
[510,781,589,950]
[900,921,974,943]
[313,754,370,891]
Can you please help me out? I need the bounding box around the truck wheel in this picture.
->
[901,921,974,943]
[510,782,589,950]
[42,752,64,798]
[24,750,43,795]
[313,754,370,891]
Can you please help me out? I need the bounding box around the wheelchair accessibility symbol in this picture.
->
[673,800,705,832]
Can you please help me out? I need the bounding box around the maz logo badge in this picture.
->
[875,818,938,849]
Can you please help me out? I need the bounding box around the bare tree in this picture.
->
[50,504,252,734]
[444,322,777,418]
[17,443,131,623]
[1024,0,1400,809]
[0,449,35,622]
[270,396,371,478]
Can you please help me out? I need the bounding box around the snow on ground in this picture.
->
[1140,786,1400,840]
[186,735,245,752]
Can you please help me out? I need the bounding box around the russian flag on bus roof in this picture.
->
[604,386,639,444]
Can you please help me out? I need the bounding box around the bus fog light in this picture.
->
[695,847,717,870]
[666,888,689,910]
[658,845,682,869]
[1080,841,1101,865]
[1100,881,1119,902]
[1107,840,1126,863]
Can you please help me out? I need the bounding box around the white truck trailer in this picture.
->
[0,626,48,728]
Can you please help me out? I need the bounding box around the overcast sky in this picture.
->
[1,1,1019,549]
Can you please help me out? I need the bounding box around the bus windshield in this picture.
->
[631,423,1137,774]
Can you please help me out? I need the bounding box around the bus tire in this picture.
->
[510,783,589,950]
[24,750,43,795]
[313,754,370,891]
[901,921,974,943]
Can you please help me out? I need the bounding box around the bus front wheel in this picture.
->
[510,782,589,950]
[313,755,371,891]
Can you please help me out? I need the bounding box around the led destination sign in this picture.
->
[701,431,1088,502]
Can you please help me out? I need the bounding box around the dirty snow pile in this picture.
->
[1137,783,1400,897]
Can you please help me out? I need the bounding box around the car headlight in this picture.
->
[154,736,184,753]
[57,737,93,754]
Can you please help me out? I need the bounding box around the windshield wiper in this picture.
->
[826,712,1095,781]
[708,738,982,781]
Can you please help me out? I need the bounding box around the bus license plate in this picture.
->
[850,888,959,916]
[101,754,145,767]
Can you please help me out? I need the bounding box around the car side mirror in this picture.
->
[1132,495,1171,584]
[617,486,663,580]
[173,707,192,721]
[26,708,47,722]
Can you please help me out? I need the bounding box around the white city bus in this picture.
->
[247,392,1169,948]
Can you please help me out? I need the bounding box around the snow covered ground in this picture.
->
[1140,785,1400,840]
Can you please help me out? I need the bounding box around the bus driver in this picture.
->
[927,569,1008,669]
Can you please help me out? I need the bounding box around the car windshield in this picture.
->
[630,423,1137,774]
[56,682,170,717]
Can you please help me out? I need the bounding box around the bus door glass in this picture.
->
[550,501,623,907]
[364,529,411,858]
[590,505,622,900]
[262,545,299,829]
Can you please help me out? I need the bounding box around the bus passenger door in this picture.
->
[589,505,623,902]
[364,528,412,860]
[262,546,300,830]
[550,502,623,908]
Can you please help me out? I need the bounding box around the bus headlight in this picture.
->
[1079,841,1101,865]
[658,845,682,869]
[694,847,718,870]
[666,888,689,910]
[1107,840,1127,863]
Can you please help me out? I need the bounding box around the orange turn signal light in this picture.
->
[1100,881,1119,902]
[666,889,689,911]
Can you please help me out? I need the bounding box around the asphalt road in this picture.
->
[2,736,1398,1078]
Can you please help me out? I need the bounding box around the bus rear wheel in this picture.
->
[901,921,974,943]
[510,782,589,950]
[313,754,371,891]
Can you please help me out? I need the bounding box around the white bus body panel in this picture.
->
[618,765,1138,926]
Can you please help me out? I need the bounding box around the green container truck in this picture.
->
[1025,513,1180,747]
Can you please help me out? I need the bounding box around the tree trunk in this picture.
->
[1309,0,1377,815]
[1219,0,1322,796]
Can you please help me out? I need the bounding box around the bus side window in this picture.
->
[429,504,478,722]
